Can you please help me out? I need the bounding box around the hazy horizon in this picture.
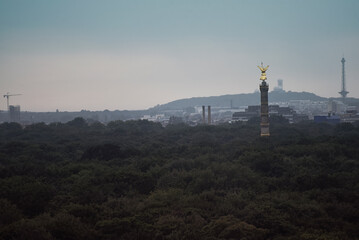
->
[1,0,358,112]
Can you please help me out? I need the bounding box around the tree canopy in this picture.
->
[0,118,358,239]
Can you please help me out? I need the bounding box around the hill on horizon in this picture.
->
[152,91,328,111]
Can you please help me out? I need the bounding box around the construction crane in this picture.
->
[3,92,22,111]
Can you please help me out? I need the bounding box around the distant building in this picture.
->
[232,105,302,123]
[141,114,170,126]
[314,115,340,124]
[169,116,184,125]
[288,100,327,118]
[273,79,284,92]
[340,107,359,123]
[232,105,259,122]
[328,99,346,114]
[9,105,20,123]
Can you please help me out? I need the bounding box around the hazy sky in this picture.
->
[1,0,358,111]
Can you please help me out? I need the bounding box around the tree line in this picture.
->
[0,117,358,239]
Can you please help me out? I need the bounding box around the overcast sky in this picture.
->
[0,0,358,112]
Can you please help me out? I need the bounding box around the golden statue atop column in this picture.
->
[258,62,270,137]
[258,62,269,81]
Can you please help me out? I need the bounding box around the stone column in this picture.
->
[260,81,270,136]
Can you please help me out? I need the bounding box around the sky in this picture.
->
[0,0,359,112]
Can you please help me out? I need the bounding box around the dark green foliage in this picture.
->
[81,144,138,161]
[0,176,55,216]
[66,117,88,128]
[0,218,53,240]
[0,199,23,226]
[0,119,358,239]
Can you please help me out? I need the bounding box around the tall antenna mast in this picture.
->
[339,57,348,98]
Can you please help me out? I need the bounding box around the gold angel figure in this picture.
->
[258,62,269,81]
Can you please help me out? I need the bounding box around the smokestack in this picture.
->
[208,106,211,125]
[202,106,206,124]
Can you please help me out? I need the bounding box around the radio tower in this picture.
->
[339,57,349,98]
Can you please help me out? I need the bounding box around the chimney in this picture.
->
[202,106,206,124]
[208,106,211,125]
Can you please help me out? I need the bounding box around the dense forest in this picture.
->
[0,117,358,240]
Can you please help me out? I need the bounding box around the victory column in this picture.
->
[258,63,270,137]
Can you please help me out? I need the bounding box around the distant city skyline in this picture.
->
[1,0,358,112]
